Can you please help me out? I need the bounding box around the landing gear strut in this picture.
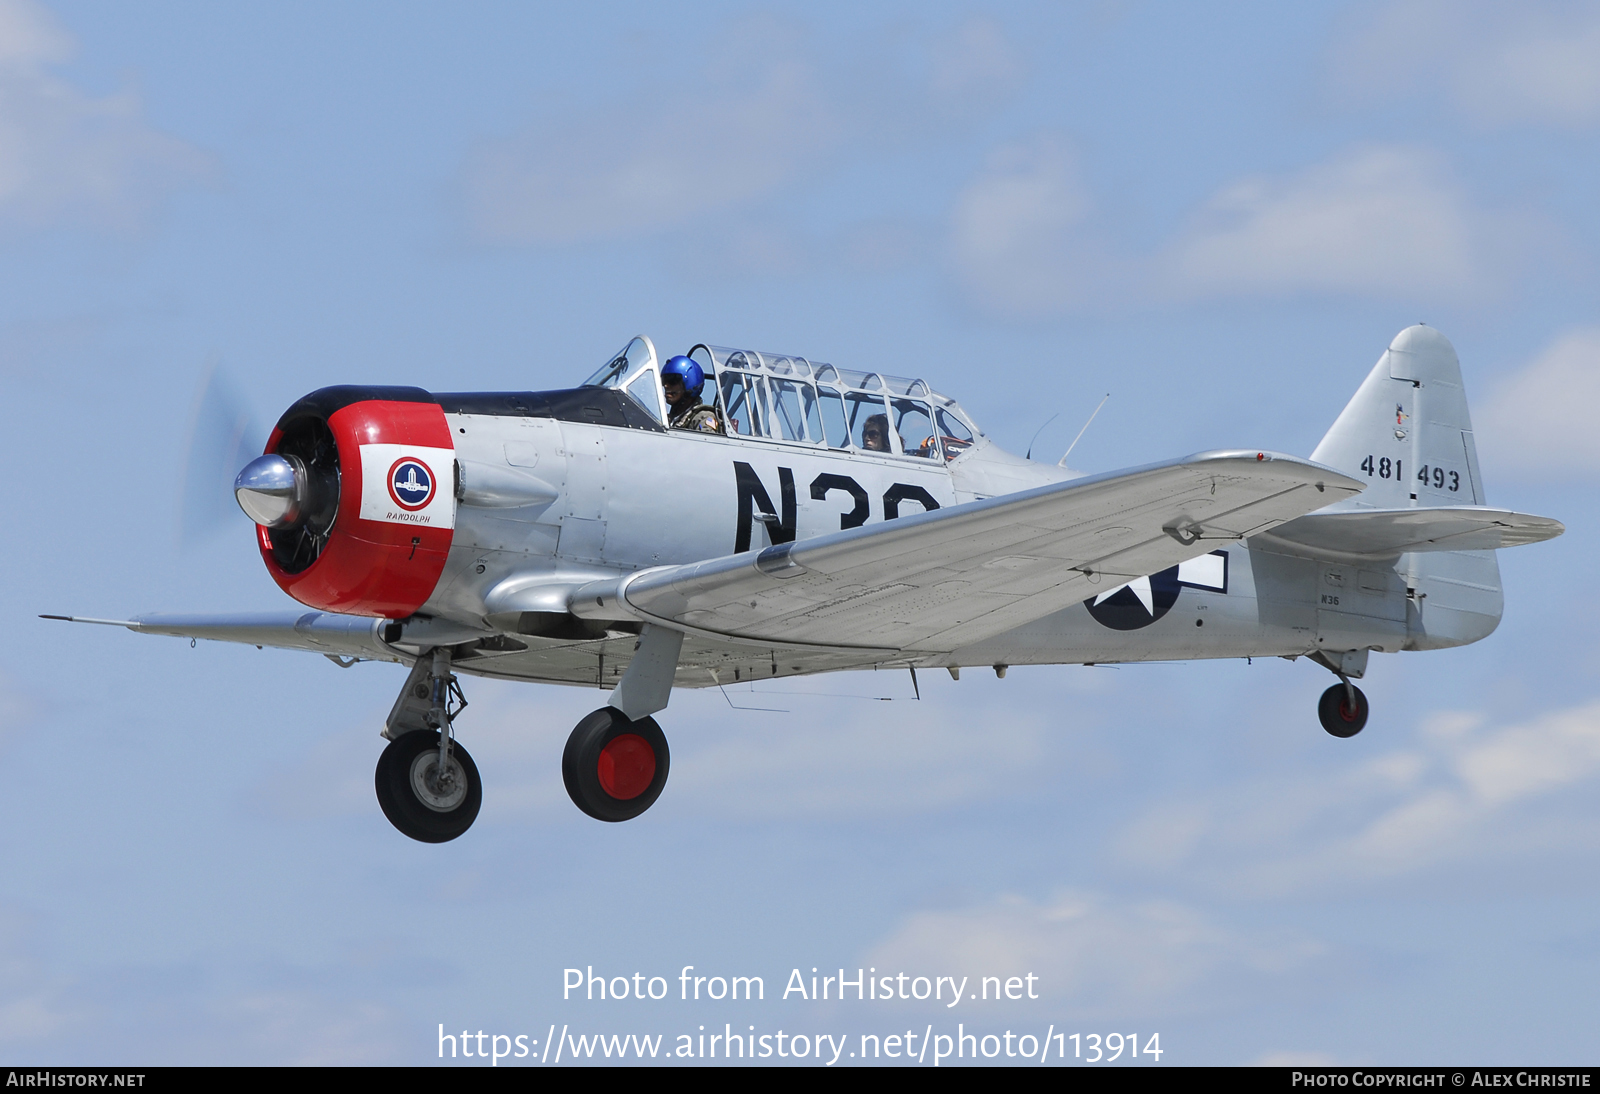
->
[376,648,481,842]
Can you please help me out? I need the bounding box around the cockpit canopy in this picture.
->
[582,336,982,461]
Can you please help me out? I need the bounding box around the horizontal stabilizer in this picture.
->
[1255,506,1564,560]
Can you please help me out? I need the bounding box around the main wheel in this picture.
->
[1318,683,1369,738]
[375,730,482,842]
[562,707,670,822]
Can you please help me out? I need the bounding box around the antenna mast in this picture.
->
[1059,394,1110,466]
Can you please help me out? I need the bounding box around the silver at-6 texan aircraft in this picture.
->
[47,326,1563,842]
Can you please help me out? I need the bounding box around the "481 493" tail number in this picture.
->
[1359,455,1461,492]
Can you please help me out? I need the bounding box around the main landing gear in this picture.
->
[376,648,481,842]
[1311,649,1369,738]
[561,623,684,823]
[374,624,685,836]
[562,707,670,822]
[376,727,482,842]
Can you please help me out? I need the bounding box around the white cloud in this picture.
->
[0,894,414,1062]
[1476,328,1600,476]
[256,718,389,820]
[0,0,67,66]
[1162,145,1493,299]
[462,16,1026,251]
[1114,699,1600,895]
[669,709,1052,819]
[653,671,1105,820]
[927,17,1027,115]
[1457,703,1600,802]
[866,890,1325,1018]
[947,140,1525,314]
[462,57,838,245]
[208,991,407,1065]
[0,0,210,231]
[948,133,1103,317]
[1333,1,1600,127]
[0,910,74,1043]
[0,950,408,1063]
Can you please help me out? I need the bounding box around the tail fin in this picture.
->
[1311,324,1486,508]
[1310,326,1502,650]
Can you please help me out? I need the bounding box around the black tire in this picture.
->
[1318,683,1369,738]
[562,708,670,822]
[375,730,482,842]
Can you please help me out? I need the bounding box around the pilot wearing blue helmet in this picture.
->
[661,356,724,433]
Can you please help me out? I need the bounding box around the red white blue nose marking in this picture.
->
[358,443,455,528]
[387,457,436,511]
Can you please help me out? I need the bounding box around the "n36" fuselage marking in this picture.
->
[733,462,940,553]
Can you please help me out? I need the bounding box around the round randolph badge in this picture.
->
[386,456,436,512]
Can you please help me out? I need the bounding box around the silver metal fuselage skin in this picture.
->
[416,410,1500,688]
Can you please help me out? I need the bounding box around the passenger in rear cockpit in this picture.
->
[662,356,724,434]
[861,413,891,452]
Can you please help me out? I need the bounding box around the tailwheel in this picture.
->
[1317,683,1369,738]
[562,707,670,822]
[375,730,483,842]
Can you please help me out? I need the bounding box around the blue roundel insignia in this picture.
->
[386,457,436,512]
[1084,566,1182,630]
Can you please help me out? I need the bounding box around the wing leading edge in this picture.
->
[42,611,402,659]
[572,450,1364,653]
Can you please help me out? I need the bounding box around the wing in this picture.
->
[571,450,1363,653]
[42,611,402,659]
[40,609,880,689]
[47,450,1361,685]
[1256,505,1564,560]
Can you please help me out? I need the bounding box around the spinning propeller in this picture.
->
[177,358,264,548]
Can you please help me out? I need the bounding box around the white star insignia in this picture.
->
[1093,575,1154,615]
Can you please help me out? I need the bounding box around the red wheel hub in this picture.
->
[597,734,656,800]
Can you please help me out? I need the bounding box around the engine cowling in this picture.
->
[238,386,456,618]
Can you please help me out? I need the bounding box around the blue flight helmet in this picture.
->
[661,355,705,398]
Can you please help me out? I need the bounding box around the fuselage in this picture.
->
[423,402,1483,674]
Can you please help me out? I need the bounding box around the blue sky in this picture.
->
[2,0,1597,1065]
